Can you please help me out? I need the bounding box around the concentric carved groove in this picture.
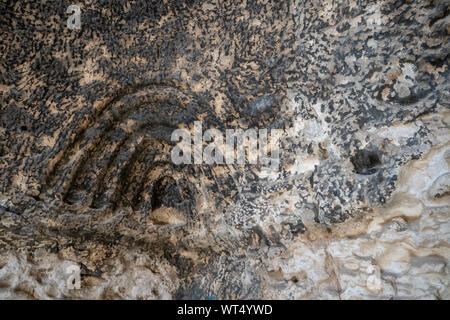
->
[39,80,207,218]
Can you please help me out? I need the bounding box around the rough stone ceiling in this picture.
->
[0,0,449,299]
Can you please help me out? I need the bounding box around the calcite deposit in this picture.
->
[0,0,449,299]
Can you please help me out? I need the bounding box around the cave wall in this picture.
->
[0,0,449,299]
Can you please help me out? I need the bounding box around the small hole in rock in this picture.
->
[151,176,177,210]
[20,126,27,131]
[351,150,381,175]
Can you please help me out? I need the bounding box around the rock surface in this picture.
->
[0,0,449,299]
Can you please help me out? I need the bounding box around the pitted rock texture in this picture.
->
[0,0,449,299]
